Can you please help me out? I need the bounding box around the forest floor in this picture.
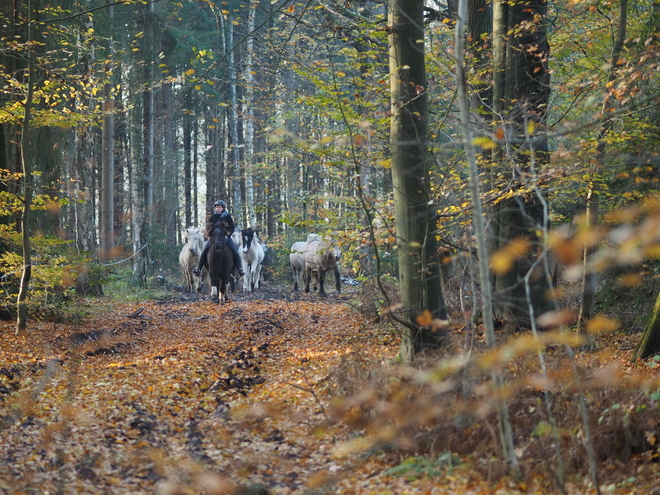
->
[1,280,660,494]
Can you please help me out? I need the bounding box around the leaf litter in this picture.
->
[0,283,660,494]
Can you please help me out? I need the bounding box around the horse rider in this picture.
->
[192,200,245,277]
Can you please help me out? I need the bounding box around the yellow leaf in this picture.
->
[646,431,656,446]
[527,120,536,135]
[473,136,497,149]
[490,237,529,275]
[585,315,619,334]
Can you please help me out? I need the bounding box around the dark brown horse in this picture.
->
[206,222,235,304]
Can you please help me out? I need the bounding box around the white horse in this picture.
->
[304,236,341,296]
[240,227,265,292]
[179,227,205,292]
[229,230,242,292]
[290,233,321,291]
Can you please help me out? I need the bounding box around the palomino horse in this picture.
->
[206,222,235,304]
[304,237,341,296]
[290,233,320,291]
[179,227,205,292]
[240,227,265,292]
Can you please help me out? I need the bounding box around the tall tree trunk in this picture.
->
[491,0,553,328]
[205,107,218,211]
[225,15,243,226]
[455,0,517,472]
[143,1,155,223]
[100,0,114,261]
[193,118,199,227]
[162,82,177,247]
[132,2,155,286]
[183,97,193,227]
[577,0,628,334]
[388,0,447,361]
[16,0,36,336]
[243,2,257,228]
[114,76,127,246]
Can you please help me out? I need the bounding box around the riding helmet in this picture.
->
[214,200,226,208]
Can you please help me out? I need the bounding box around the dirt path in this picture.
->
[0,282,404,494]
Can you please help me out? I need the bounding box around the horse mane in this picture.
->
[207,219,229,238]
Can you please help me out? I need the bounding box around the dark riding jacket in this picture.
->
[207,210,236,236]
[197,209,242,273]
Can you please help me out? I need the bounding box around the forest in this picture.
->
[2,0,660,493]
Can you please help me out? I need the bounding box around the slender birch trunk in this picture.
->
[455,0,518,473]
[16,0,36,336]
[243,2,257,228]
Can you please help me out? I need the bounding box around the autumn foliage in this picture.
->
[0,280,659,494]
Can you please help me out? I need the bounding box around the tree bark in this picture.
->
[225,14,243,226]
[634,289,660,360]
[491,0,553,328]
[577,0,628,334]
[183,97,193,227]
[100,0,114,261]
[455,0,518,472]
[388,0,447,361]
[162,82,177,247]
[16,0,36,336]
[243,3,257,228]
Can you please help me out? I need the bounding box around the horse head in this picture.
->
[186,227,203,253]
[332,245,341,261]
[241,228,255,253]
[211,223,229,252]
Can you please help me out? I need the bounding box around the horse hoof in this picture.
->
[211,296,219,303]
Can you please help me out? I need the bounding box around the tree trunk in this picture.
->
[131,2,155,286]
[577,0,628,334]
[243,3,257,228]
[388,0,447,361]
[183,99,193,227]
[225,15,243,226]
[162,82,177,247]
[16,0,36,336]
[490,0,553,328]
[100,0,114,261]
[455,0,517,472]
[634,289,660,361]
[142,1,155,224]
[193,119,199,226]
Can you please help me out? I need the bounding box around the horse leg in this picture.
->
[255,263,262,290]
[210,270,220,303]
[221,279,230,303]
[304,267,312,293]
[318,269,327,296]
[334,266,341,294]
[250,261,257,291]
